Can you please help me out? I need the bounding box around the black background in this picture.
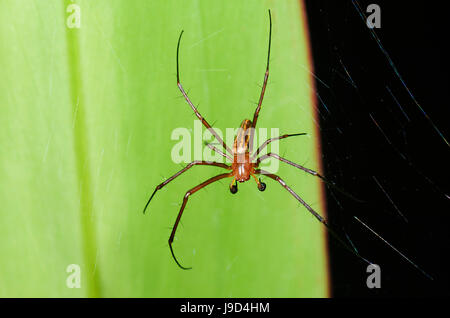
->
[304,0,449,297]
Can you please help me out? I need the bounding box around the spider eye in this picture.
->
[258,181,266,192]
[230,184,238,194]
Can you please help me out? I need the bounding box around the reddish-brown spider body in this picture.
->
[231,154,254,182]
[231,119,256,183]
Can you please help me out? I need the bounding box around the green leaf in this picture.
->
[0,0,328,297]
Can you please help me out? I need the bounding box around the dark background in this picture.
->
[304,0,449,297]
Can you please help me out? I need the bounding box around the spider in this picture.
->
[142,10,330,270]
[142,10,432,277]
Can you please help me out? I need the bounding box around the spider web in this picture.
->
[304,0,449,297]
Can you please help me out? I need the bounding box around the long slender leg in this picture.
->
[256,152,364,202]
[255,169,325,223]
[257,153,319,176]
[251,133,306,159]
[254,169,371,265]
[169,172,232,269]
[205,142,233,161]
[251,10,272,129]
[249,10,272,153]
[177,31,233,155]
[143,161,230,214]
[255,169,432,280]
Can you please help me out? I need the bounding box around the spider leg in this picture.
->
[249,10,272,153]
[254,169,372,265]
[176,31,233,155]
[169,172,233,270]
[251,133,306,160]
[143,161,230,214]
[256,152,364,203]
[205,142,233,161]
